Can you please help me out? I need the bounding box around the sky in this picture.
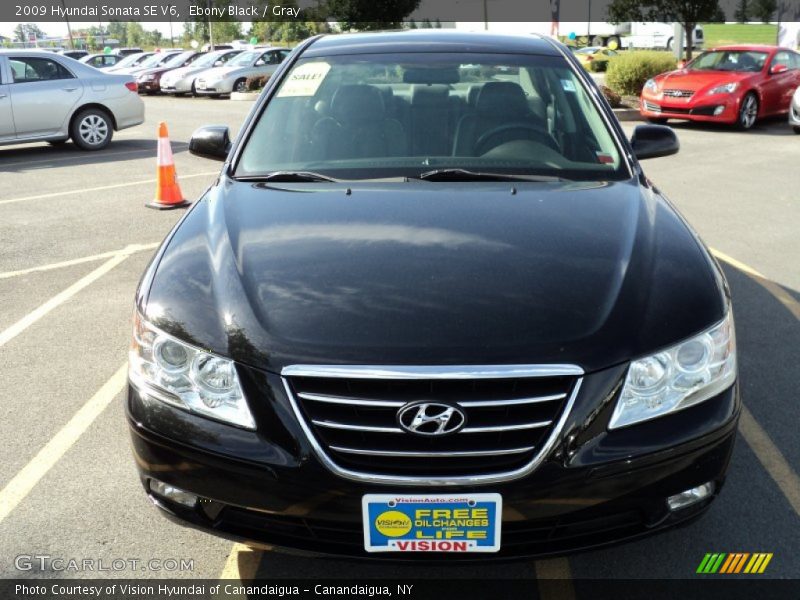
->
[1,21,178,41]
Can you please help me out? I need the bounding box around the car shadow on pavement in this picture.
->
[667,116,796,136]
[0,139,189,173]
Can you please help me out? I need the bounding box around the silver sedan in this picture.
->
[0,50,145,150]
[194,47,291,97]
[791,86,800,134]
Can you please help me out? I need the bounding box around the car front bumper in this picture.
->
[137,80,161,93]
[161,77,195,94]
[195,80,233,95]
[127,363,740,559]
[640,94,741,124]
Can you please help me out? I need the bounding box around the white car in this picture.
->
[195,47,291,97]
[0,50,144,150]
[160,49,243,96]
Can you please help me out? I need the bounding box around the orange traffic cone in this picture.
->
[146,122,190,210]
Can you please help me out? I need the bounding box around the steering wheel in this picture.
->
[474,123,560,156]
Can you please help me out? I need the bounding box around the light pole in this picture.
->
[207,0,215,49]
[60,0,75,49]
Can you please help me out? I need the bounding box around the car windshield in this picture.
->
[140,53,177,68]
[112,53,145,68]
[235,52,626,181]
[192,50,235,68]
[689,50,768,72]
[228,51,259,66]
[163,51,195,68]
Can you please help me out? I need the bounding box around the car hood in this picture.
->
[197,66,241,79]
[141,179,726,374]
[655,69,755,91]
[166,64,209,79]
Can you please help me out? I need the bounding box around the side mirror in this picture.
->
[677,59,687,69]
[770,63,788,75]
[214,60,223,66]
[189,126,231,161]
[630,124,679,160]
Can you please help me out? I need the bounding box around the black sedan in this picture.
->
[128,30,739,558]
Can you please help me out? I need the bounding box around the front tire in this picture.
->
[737,93,759,130]
[666,37,674,51]
[233,78,247,93]
[70,108,113,151]
[793,126,800,134]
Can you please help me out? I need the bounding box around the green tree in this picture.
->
[86,34,97,51]
[421,18,432,28]
[106,21,126,43]
[608,0,720,59]
[751,0,777,22]
[13,23,46,43]
[408,19,417,29]
[734,0,750,22]
[125,22,145,47]
[323,0,421,31]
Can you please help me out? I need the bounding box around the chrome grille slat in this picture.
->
[459,393,566,407]
[461,421,551,433]
[329,446,535,458]
[298,392,404,407]
[312,420,403,433]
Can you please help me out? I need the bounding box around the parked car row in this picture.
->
[638,44,800,131]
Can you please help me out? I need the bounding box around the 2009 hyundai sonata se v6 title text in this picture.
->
[127,30,739,558]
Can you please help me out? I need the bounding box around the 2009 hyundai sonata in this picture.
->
[128,30,739,558]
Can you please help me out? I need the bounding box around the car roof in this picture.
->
[707,44,784,53]
[302,30,560,58]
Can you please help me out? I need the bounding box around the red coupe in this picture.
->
[640,45,800,129]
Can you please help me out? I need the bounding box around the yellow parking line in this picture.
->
[0,251,130,348]
[0,362,128,524]
[535,558,576,600]
[738,406,800,516]
[0,243,159,280]
[711,248,800,320]
[219,543,264,580]
[0,171,218,206]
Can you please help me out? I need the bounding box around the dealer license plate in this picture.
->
[362,493,501,553]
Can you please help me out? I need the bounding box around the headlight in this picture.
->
[609,311,736,429]
[643,79,658,93]
[129,313,255,429]
[707,82,739,95]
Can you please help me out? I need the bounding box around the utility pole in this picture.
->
[207,0,214,49]
[483,0,488,31]
[60,0,75,49]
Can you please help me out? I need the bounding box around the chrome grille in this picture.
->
[282,364,582,485]
[663,89,694,98]
[644,101,661,113]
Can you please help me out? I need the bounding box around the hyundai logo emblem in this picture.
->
[397,402,466,436]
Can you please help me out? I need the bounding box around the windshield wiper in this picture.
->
[415,168,565,182]
[236,171,340,183]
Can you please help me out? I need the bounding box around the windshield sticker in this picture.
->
[277,62,331,97]
[561,79,576,92]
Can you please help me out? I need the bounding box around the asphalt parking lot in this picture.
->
[0,96,798,590]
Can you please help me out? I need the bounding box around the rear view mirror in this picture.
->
[630,125,679,160]
[189,126,231,161]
